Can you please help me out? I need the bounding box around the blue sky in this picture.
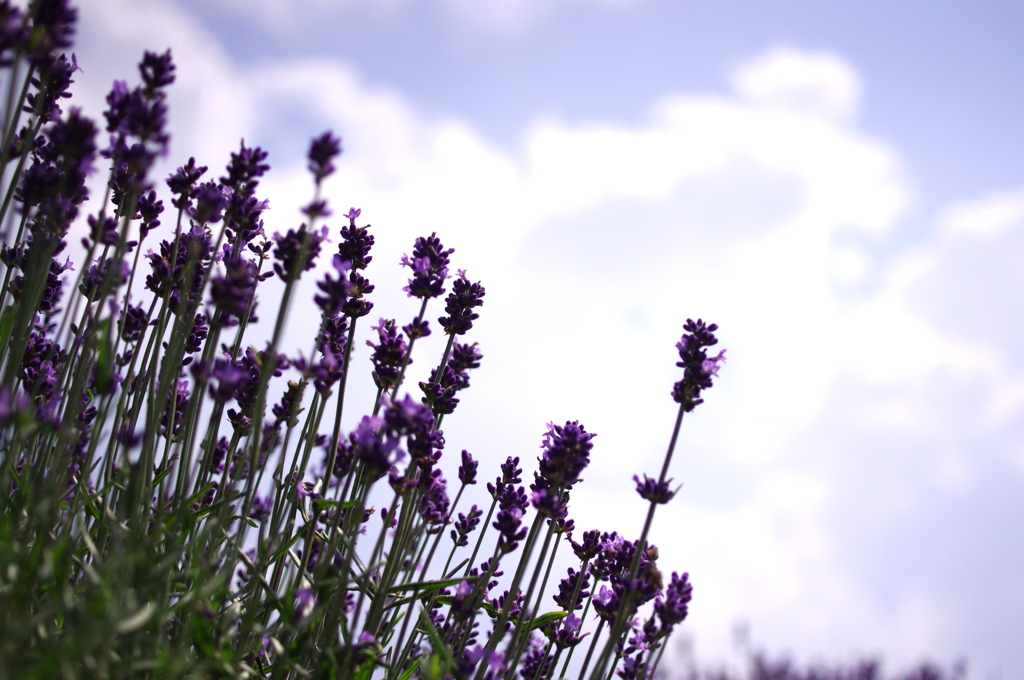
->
[71,0,1024,677]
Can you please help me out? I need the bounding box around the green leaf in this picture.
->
[94,318,115,394]
[530,610,568,631]
[0,305,15,354]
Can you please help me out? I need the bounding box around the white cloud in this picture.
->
[731,46,863,124]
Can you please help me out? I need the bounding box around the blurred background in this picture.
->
[66,0,1023,677]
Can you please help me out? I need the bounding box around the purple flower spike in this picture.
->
[272,224,328,281]
[535,420,595,492]
[672,318,725,412]
[400,233,454,299]
[308,131,342,183]
[314,254,352,317]
[458,450,478,485]
[438,270,484,336]
[366,318,409,391]
[633,474,680,504]
[166,157,208,210]
[654,571,692,630]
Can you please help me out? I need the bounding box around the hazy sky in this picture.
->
[68,0,1024,677]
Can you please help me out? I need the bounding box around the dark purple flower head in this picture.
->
[402,316,430,340]
[419,365,459,416]
[672,318,725,412]
[633,474,680,504]
[189,181,227,225]
[79,257,129,300]
[553,567,591,612]
[653,571,692,630]
[27,0,77,66]
[0,3,28,68]
[317,313,348,356]
[272,224,328,281]
[438,270,484,335]
[535,420,594,492]
[337,210,373,270]
[571,529,602,562]
[341,270,374,318]
[184,312,208,355]
[139,49,175,96]
[271,380,306,429]
[458,450,478,485]
[519,638,553,680]
[487,456,523,500]
[381,393,435,439]
[314,254,352,317]
[120,303,149,343]
[221,142,269,196]
[493,505,527,554]
[144,223,213,312]
[166,157,208,211]
[447,341,482,390]
[366,318,408,391]
[450,504,482,547]
[25,52,80,123]
[350,415,403,482]
[401,233,454,299]
[531,487,567,520]
[308,131,341,183]
[136,189,163,236]
[210,250,258,325]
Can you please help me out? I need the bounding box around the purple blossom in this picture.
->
[633,474,679,504]
[535,420,595,493]
[341,270,374,318]
[221,142,270,196]
[314,254,352,317]
[400,233,453,299]
[653,571,692,630]
[366,318,408,391]
[25,52,79,123]
[189,181,227,225]
[450,504,482,547]
[350,415,403,482]
[209,250,258,325]
[438,269,484,335]
[307,131,341,183]
[672,318,725,412]
[337,208,373,270]
[402,316,430,340]
[119,303,148,343]
[553,566,591,612]
[458,450,478,485]
[272,224,327,281]
[571,529,602,561]
[166,157,207,211]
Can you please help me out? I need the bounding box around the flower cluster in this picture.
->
[0,8,728,680]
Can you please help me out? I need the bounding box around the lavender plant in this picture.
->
[0,2,725,678]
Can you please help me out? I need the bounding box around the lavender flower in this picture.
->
[438,269,484,335]
[458,449,478,485]
[672,318,726,411]
[400,233,453,299]
[633,474,679,504]
[535,420,594,492]
[364,317,403,387]
[272,224,327,281]
[337,207,373,270]
[314,254,352,317]
[166,157,207,211]
[653,571,692,630]
[307,131,341,183]
[451,504,482,547]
